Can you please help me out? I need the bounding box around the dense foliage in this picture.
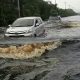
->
[0,0,77,26]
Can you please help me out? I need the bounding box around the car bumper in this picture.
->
[5,33,33,37]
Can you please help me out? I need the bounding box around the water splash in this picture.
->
[0,41,61,59]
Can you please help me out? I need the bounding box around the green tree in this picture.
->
[0,0,77,27]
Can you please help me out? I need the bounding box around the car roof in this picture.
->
[17,17,40,20]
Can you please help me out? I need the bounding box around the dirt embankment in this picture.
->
[0,41,61,59]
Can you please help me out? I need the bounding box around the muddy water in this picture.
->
[0,55,58,80]
[0,40,80,80]
[0,41,61,59]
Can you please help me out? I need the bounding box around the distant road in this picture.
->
[62,15,80,22]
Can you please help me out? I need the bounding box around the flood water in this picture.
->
[0,15,80,80]
[0,40,80,80]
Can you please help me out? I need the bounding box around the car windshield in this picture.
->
[11,19,34,27]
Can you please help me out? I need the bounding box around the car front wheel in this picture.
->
[4,35,9,39]
[34,34,37,37]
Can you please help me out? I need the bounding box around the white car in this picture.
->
[5,17,45,37]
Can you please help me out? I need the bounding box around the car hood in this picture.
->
[6,27,33,33]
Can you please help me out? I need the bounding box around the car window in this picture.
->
[12,19,34,27]
[38,18,42,24]
[35,20,38,24]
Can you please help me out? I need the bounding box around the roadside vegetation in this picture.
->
[0,0,77,27]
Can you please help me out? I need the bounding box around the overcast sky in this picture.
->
[44,0,80,12]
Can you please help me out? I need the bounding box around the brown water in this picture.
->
[0,40,80,80]
[0,41,61,59]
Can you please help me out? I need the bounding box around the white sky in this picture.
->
[44,0,80,12]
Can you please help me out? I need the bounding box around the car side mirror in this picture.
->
[36,23,39,27]
[8,24,11,27]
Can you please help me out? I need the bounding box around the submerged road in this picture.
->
[0,27,80,45]
[0,15,80,45]
[0,16,80,80]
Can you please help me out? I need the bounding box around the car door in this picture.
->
[37,18,42,35]
[38,18,44,35]
[34,18,44,36]
[34,19,41,35]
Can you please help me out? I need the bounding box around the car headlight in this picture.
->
[23,30,32,33]
[27,30,33,33]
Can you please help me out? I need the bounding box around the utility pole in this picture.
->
[18,0,20,17]
[55,0,56,4]
[69,5,70,9]
[65,2,66,10]
[55,0,58,16]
